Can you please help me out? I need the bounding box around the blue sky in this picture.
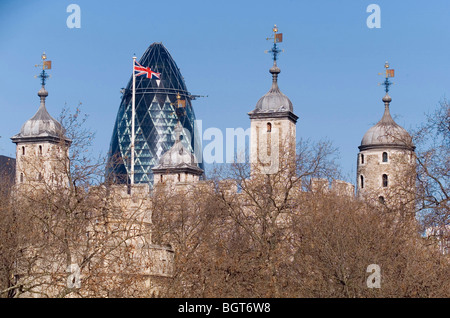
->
[0,0,449,183]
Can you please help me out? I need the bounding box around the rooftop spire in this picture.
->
[249,25,297,122]
[34,52,52,108]
[378,61,395,115]
[359,62,414,151]
[265,25,284,90]
[11,52,71,144]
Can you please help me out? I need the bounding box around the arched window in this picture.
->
[382,152,388,163]
[382,174,388,187]
[267,122,272,133]
[360,175,364,189]
[22,146,25,156]
[361,154,364,164]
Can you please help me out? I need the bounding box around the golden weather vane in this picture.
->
[34,52,52,86]
[264,24,284,62]
[378,61,395,93]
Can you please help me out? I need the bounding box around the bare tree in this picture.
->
[3,104,448,298]
[151,138,449,298]
[1,107,163,298]
[413,100,449,251]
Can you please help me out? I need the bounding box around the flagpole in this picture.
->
[131,55,136,186]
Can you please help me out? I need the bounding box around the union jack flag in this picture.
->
[134,61,161,79]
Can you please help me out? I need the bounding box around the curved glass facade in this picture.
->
[107,43,204,185]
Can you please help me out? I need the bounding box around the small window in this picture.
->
[360,175,364,189]
[39,145,43,155]
[382,152,388,163]
[160,175,163,182]
[177,173,181,182]
[22,146,25,156]
[379,196,385,204]
[361,154,364,164]
[382,174,388,187]
[20,173,24,183]
[267,122,272,133]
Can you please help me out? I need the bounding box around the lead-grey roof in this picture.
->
[359,94,414,151]
[250,64,294,114]
[11,87,70,144]
[152,122,203,174]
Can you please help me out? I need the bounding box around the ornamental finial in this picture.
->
[34,52,52,87]
[378,61,395,94]
[265,24,283,63]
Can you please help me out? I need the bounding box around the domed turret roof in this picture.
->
[11,87,70,144]
[359,94,414,151]
[254,64,293,112]
[152,122,203,174]
[248,61,298,122]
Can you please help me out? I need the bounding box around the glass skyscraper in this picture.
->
[107,42,204,185]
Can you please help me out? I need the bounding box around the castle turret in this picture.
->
[11,53,71,188]
[357,62,415,207]
[152,121,203,186]
[248,25,298,175]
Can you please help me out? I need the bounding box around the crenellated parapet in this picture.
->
[310,178,355,198]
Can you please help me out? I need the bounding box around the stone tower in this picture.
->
[357,62,415,207]
[152,121,203,187]
[11,53,71,188]
[248,25,298,175]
